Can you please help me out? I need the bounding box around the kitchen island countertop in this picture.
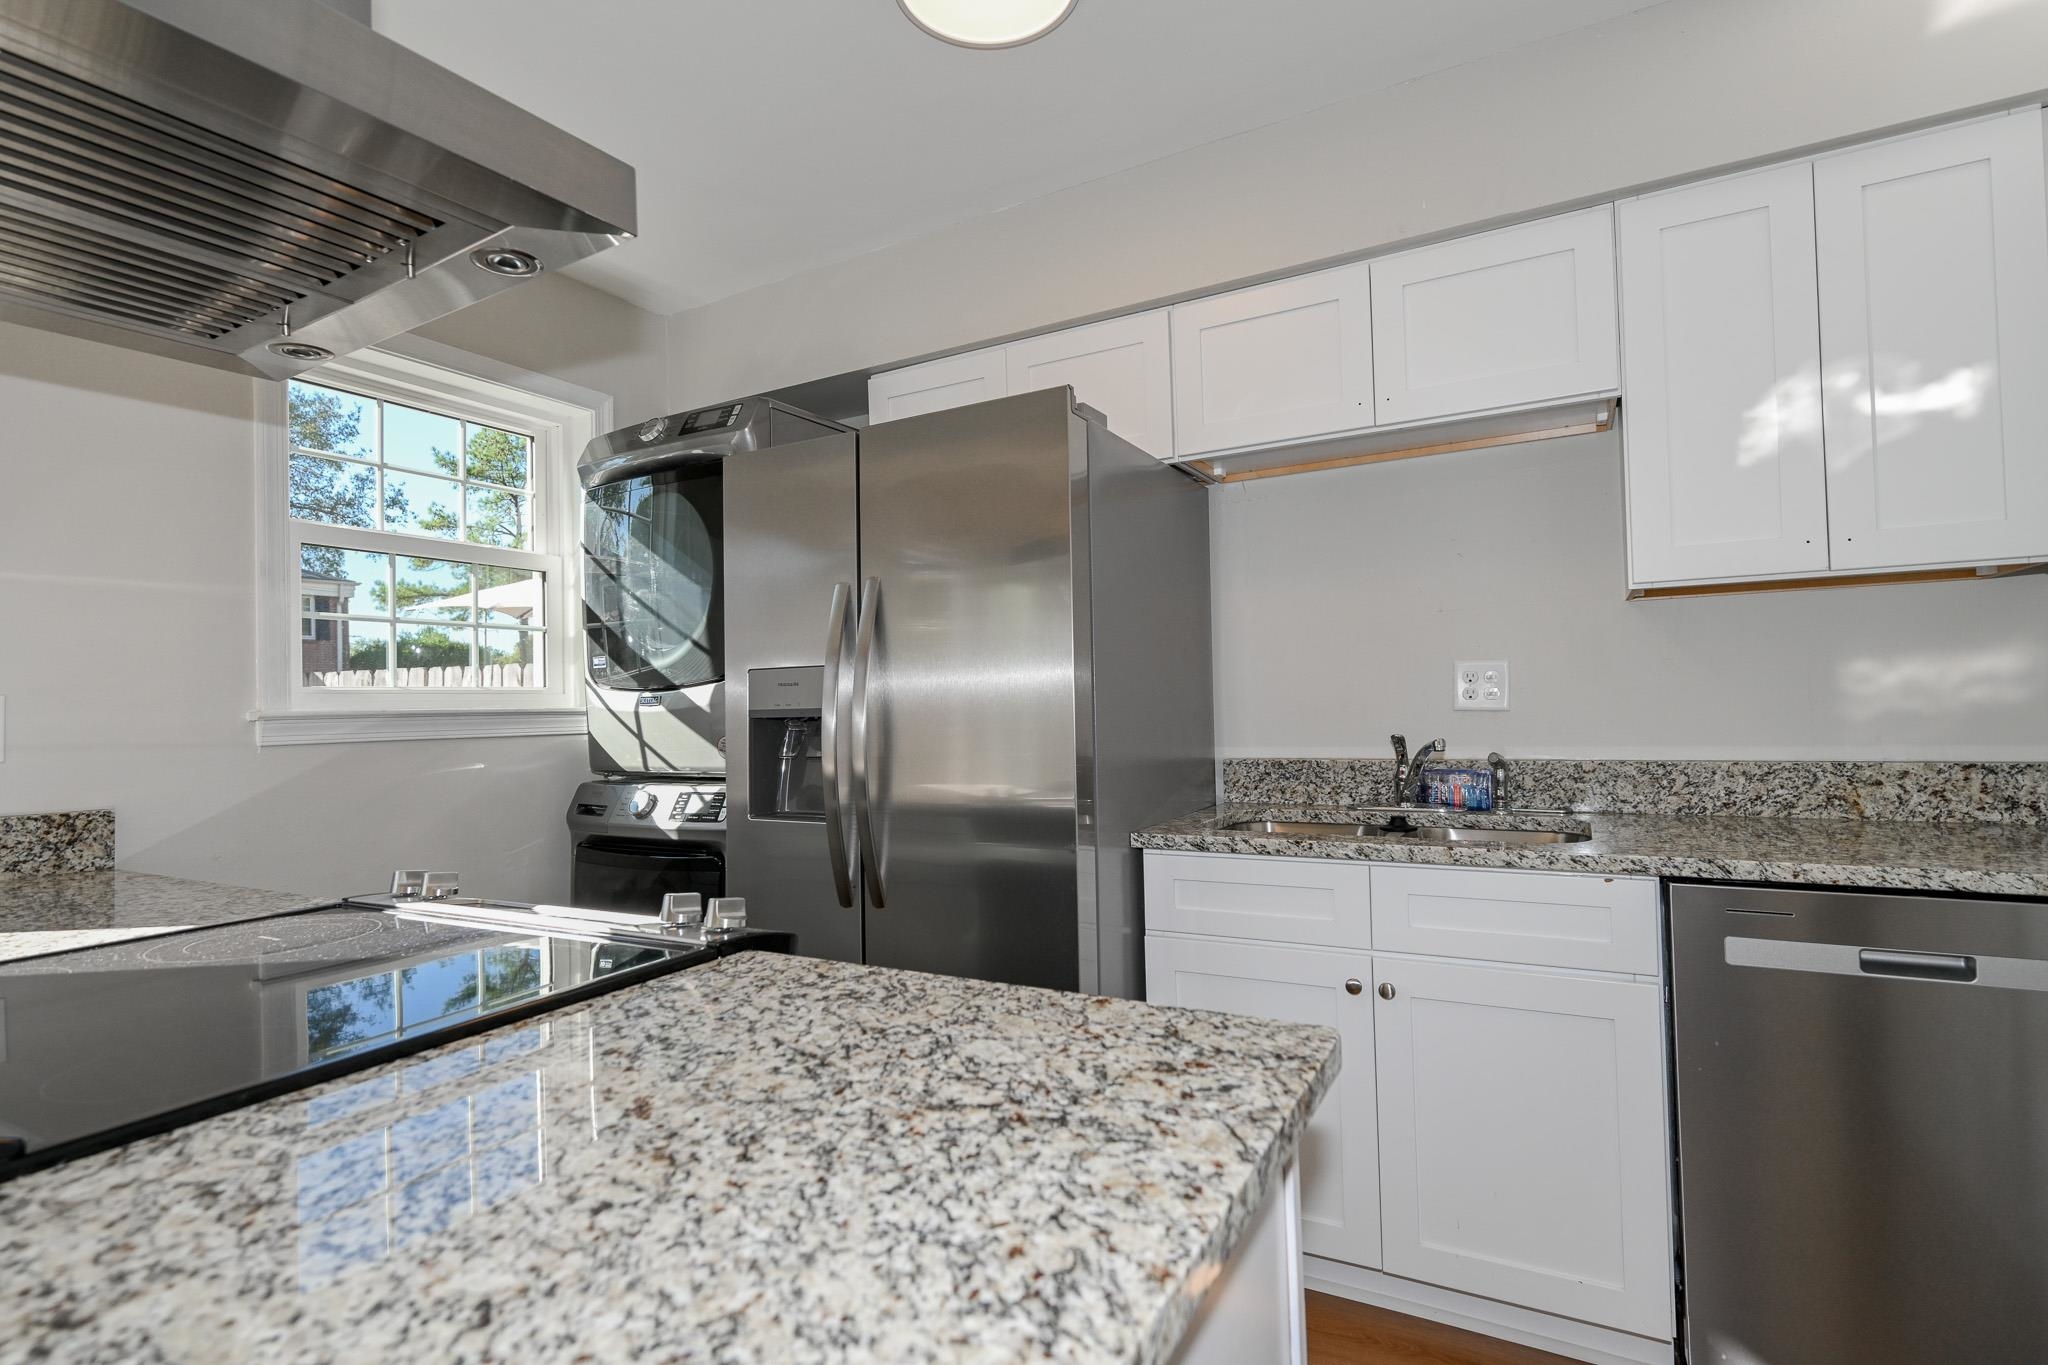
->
[0,951,1338,1365]
[0,870,330,964]
[1135,805,2048,898]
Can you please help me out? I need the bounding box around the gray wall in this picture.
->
[659,0,2048,762]
[1212,435,2048,760]
[0,276,668,898]
[665,0,2048,406]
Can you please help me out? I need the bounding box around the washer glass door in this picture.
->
[582,461,723,691]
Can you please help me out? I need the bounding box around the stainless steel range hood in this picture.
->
[0,0,635,379]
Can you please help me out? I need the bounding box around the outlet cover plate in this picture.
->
[1455,660,1510,710]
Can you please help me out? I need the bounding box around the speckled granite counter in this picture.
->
[1223,757,2048,823]
[1137,805,2048,898]
[0,952,1339,1365]
[0,810,114,875]
[0,871,331,964]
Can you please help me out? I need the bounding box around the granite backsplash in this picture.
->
[1221,758,2048,824]
[0,810,115,874]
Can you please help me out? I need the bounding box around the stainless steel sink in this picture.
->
[1220,819,1396,837]
[1400,826,1590,846]
[1218,819,1590,846]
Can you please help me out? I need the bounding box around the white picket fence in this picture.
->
[306,664,535,688]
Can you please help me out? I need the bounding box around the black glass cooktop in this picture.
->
[0,906,719,1181]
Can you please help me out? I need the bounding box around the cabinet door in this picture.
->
[1144,851,1373,950]
[1169,261,1374,457]
[1370,207,1619,425]
[1618,166,1830,585]
[1007,311,1174,460]
[1369,865,1659,975]
[1816,114,2048,570]
[1146,936,1380,1270]
[867,346,1006,424]
[1373,959,1672,1339]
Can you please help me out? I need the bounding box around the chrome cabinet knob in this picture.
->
[1344,978,1363,996]
[1378,982,1396,1000]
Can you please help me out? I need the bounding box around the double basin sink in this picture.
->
[1221,817,1590,847]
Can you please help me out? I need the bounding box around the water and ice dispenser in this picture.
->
[748,666,825,822]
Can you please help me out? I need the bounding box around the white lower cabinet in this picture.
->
[1371,958,1674,1340]
[1145,935,1382,1270]
[1144,852,1675,1351]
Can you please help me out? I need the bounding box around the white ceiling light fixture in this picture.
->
[897,0,1079,49]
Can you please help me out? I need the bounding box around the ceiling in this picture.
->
[373,1,1665,317]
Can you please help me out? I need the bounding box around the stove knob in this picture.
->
[628,791,658,819]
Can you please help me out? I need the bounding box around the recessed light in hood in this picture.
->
[0,0,635,379]
[897,0,1078,49]
[471,248,544,278]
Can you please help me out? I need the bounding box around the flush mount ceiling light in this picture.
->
[897,0,1078,48]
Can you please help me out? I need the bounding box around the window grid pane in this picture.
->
[287,381,534,549]
[301,539,544,690]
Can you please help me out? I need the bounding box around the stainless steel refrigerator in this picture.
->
[723,388,1213,997]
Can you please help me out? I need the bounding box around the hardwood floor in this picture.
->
[1305,1291,1578,1365]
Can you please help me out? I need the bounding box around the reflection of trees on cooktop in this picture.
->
[307,974,396,1060]
[307,942,546,1063]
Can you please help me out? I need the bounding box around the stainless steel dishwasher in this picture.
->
[1670,883,2048,1364]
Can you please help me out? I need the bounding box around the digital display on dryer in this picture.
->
[681,405,737,434]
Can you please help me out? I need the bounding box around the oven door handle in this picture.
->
[850,576,886,910]
[820,581,856,910]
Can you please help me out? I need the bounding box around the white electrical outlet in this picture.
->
[1454,660,1510,710]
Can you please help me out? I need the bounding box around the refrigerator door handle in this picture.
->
[850,576,886,909]
[820,581,856,909]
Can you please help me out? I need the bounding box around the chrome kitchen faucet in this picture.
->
[1390,734,1445,806]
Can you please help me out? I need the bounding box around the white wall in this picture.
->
[413,270,669,423]
[664,0,2048,405]
[1212,435,2048,760]
[0,276,668,899]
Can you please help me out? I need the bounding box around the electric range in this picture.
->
[0,901,782,1183]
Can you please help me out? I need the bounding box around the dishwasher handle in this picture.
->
[1858,948,1978,982]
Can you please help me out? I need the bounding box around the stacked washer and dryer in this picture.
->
[566,399,850,914]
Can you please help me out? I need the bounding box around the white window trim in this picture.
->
[253,337,610,747]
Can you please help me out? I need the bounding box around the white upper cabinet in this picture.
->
[1147,935,1382,1272]
[869,314,1174,458]
[1369,207,1619,425]
[1372,959,1673,1339]
[1169,261,1375,458]
[1619,165,1830,585]
[1815,113,2048,571]
[867,346,1006,424]
[1006,310,1174,459]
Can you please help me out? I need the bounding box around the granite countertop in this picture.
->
[0,952,1339,1365]
[1136,805,2048,898]
[0,871,333,964]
